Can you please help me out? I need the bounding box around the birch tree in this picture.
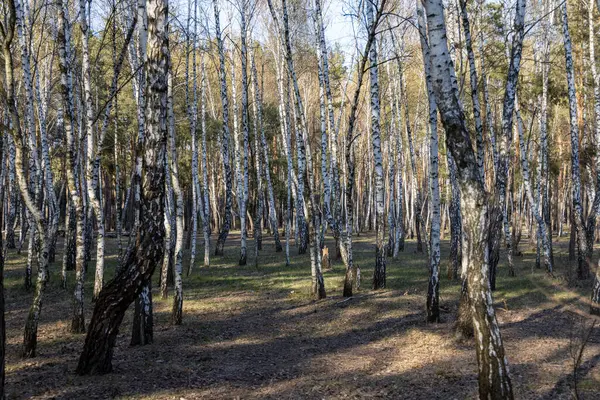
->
[213,0,234,257]
[188,0,200,273]
[422,0,514,395]
[267,0,324,298]
[77,0,169,373]
[315,0,342,256]
[417,2,440,322]
[168,69,184,325]
[200,54,211,267]
[561,1,588,280]
[252,51,282,252]
[367,0,386,290]
[494,0,526,281]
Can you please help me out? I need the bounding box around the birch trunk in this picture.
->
[494,0,526,280]
[250,58,264,261]
[590,0,600,314]
[79,0,106,303]
[341,0,386,296]
[77,0,168,373]
[213,0,234,257]
[539,6,554,273]
[58,0,85,333]
[168,71,184,324]
[561,2,589,280]
[515,103,553,273]
[267,0,324,297]
[188,0,199,273]
[200,55,211,267]
[392,76,405,255]
[422,0,514,396]
[240,2,251,263]
[2,0,56,358]
[417,3,440,322]
[130,0,153,347]
[252,52,281,252]
[274,49,293,265]
[459,0,484,181]
[315,0,342,255]
[367,0,386,290]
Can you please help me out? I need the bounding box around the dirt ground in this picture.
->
[3,231,600,399]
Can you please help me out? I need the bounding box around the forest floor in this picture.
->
[3,231,600,399]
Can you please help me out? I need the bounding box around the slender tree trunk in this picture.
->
[315,0,342,257]
[492,0,527,281]
[58,0,86,333]
[213,0,233,257]
[3,0,55,359]
[367,0,386,290]
[590,0,600,314]
[252,52,281,252]
[168,72,184,324]
[539,6,554,273]
[459,0,484,182]
[274,49,293,266]
[417,3,440,322]
[200,55,211,267]
[561,1,589,280]
[340,0,386,296]
[515,103,553,272]
[267,0,324,298]
[79,0,106,303]
[188,0,199,273]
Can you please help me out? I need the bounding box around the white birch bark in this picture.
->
[274,48,293,266]
[200,55,211,267]
[79,0,106,303]
[315,0,342,253]
[459,0,485,182]
[367,0,386,289]
[496,0,526,279]
[392,75,405,256]
[422,0,513,395]
[213,0,234,256]
[417,2,440,322]
[391,31,426,254]
[267,0,324,297]
[252,51,282,252]
[56,0,86,334]
[168,71,184,324]
[561,1,589,280]
[515,102,553,273]
[188,0,199,273]
[240,2,251,263]
[589,0,600,314]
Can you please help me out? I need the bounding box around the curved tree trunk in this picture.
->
[76,0,168,373]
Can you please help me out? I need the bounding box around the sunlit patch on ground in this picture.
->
[3,232,599,399]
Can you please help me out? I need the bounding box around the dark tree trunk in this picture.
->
[488,206,503,291]
[131,282,153,346]
[76,0,168,374]
[455,280,473,338]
